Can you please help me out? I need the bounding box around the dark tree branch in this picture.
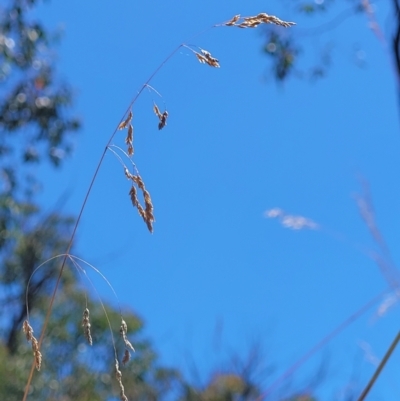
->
[393,0,400,82]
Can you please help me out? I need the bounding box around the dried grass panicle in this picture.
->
[22,320,42,371]
[153,103,169,130]
[195,49,220,68]
[224,12,296,28]
[125,171,154,233]
[115,359,128,401]
[82,308,93,346]
[118,110,133,130]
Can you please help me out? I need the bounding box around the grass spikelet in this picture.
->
[224,14,240,26]
[153,103,168,130]
[131,175,155,232]
[125,124,134,156]
[128,185,140,210]
[258,13,296,27]
[195,49,220,68]
[195,52,208,64]
[82,308,93,346]
[32,338,42,371]
[22,320,32,342]
[22,320,42,371]
[153,103,161,119]
[122,349,131,365]
[118,110,133,130]
[238,21,261,28]
[129,185,148,227]
[115,359,128,401]
[120,319,135,352]
[124,167,134,181]
[224,12,296,29]
[125,172,154,232]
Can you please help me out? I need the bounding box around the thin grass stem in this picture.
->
[356,329,400,401]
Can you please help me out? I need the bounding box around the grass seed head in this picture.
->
[224,12,295,29]
[82,308,93,346]
[129,186,139,209]
[122,349,131,365]
[120,319,135,352]
[195,49,220,67]
[115,359,128,401]
[153,103,162,119]
[118,110,133,130]
[23,320,42,370]
[153,103,168,129]
[158,111,168,130]
[32,338,42,371]
[129,185,152,231]
[23,320,33,342]
[125,124,134,156]
[224,14,240,26]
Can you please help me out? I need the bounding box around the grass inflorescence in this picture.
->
[20,11,296,401]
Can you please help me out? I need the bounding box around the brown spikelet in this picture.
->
[124,167,134,181]
[153,103,162,119]
[118,110,133,130]
[125,124,134,156]
[32,338,42,371]
[153,103,168,130]
[23,320,32,341]
[82,308,93,346]
[158,111,168,130]
[131,175,155,232]
[225,12,295,29]
[126,168,155,232]
[195,52,208,64]
[143,189,154,232]
[22,320,42,371]
[224,14,240,26]
[115,359,128,401]
[122,349,131,365]
[238,20,261,28]
[129,185,140,209]
[120,319,135,352]
[195,49,220,68]
[120,320,135,366]
[129,186,148,224]
[258,13,296,27]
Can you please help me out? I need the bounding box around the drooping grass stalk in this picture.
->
[21,12,295,401]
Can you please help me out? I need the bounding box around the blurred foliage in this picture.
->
[0,0,81,360]
[262,0,400,84]
[0,0,80,199]
[0,266,183,400]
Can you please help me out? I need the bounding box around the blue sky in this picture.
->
[30,0,400,400]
